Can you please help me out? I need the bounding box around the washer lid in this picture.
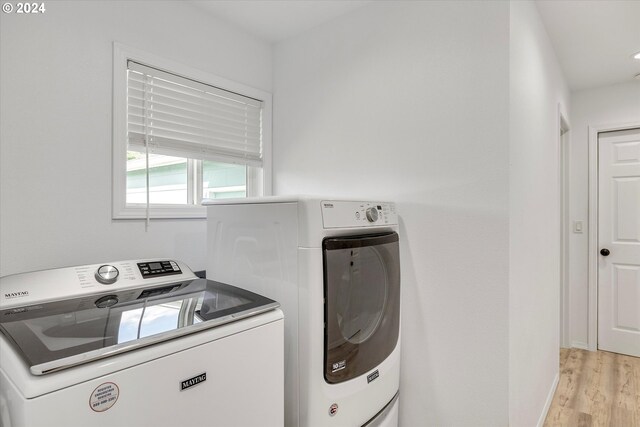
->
[0,279,279,375]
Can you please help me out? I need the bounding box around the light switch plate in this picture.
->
[573,220,584,233]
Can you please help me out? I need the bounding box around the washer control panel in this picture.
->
[321,200,397,228]
[95,265,119,285]
[0,259,197,310]
[137,260,182,279]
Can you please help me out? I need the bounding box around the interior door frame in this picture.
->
[559,107,571,348]
[587,121,640,351]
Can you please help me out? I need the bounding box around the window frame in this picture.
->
[112,42,272,219]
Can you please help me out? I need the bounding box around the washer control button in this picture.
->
[95,265,119,285]
[365,207,379,223]
[95,295,119,308]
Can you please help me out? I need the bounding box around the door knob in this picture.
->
[600,248,610,256]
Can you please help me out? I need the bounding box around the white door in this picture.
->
[598,128,640,357]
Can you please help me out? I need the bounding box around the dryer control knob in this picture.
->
[95,265,119,285]
[365,207,379,223]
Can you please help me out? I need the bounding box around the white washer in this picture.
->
[0,259,284,427]
[205,197,401,427]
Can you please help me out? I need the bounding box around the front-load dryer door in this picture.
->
[323,232,400,384]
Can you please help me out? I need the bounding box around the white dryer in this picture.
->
[205,197,401,427]
[0,259,284,427]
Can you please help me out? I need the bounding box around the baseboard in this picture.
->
[536,372,560,427]
[571,341,589,350]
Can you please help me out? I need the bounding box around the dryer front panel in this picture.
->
[323,232,400,384]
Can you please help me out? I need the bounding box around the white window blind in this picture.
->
[127,61,263,167]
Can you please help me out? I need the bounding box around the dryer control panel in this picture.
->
[321,200,398,228]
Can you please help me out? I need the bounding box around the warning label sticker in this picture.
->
[89,382,119,412]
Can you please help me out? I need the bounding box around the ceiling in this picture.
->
[189,1,640,92]
[190,1,370,43]
[536,0,640,91]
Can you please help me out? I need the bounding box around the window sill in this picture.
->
[113,204,206,220]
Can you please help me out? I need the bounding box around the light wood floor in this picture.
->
[544,348,640,427]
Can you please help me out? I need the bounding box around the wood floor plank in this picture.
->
[610,406,637,427]
[560,347,570,367]
[614,353,637,410]
[544,407,592,427]
[544,348,640,427]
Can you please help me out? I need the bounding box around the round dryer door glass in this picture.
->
[323,232,400,384]
[335,246,387,344]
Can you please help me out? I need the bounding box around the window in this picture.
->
[112,43,272,219]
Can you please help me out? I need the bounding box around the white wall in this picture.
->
[273,2,511,425]
[0,1,272,276]
[568,81,640,347]
[509,2,570,425]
